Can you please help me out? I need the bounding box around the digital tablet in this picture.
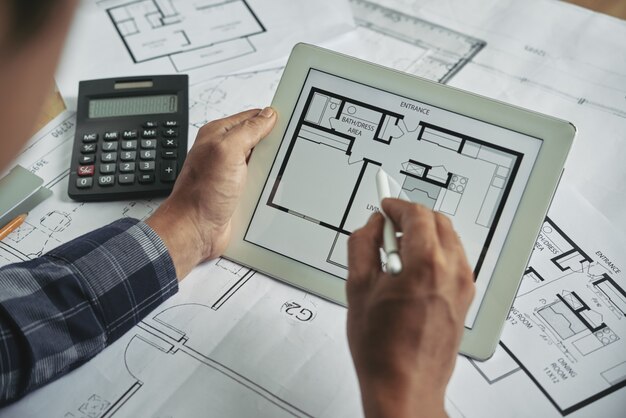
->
[224,43,576,359]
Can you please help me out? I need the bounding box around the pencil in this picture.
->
[0,214,28,241]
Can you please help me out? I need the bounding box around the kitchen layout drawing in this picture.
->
[107,0,265,71]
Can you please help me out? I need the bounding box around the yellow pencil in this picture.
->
[0,214,28,241]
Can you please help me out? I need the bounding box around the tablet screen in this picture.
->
[245,69,542,327]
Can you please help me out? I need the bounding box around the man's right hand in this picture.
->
[346,199,475,418]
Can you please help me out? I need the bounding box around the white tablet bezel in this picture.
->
[224,43,576,360]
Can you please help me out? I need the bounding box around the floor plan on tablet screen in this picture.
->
[246,69,542,325]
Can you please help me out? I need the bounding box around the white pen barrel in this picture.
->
[376,170,402,274]
[383,219,398,254]
[375,169,391,201]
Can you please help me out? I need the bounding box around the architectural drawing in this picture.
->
[469,217,626,415]
[349,0,486,83]
[245,69,541,326]
[48,260,361,418]
[463,61,626,120]
[246,69,541,329]
[107,0,266,72]
[264,87,521,278]
[57,0,355,100]
[189,67,283,130]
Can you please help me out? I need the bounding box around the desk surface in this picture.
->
[568,0,626,19]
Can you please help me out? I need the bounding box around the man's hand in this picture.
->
[146,108,276,279]
[346,199,475,418]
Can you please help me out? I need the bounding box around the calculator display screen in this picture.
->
[88,95,177,118]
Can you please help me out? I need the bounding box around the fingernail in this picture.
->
[259,107,274,118]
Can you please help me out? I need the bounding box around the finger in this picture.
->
[381,198,439,262]
[202,108,262,136]
[434,212,461,253]
[347,213,384,290]
[224,107,277,153]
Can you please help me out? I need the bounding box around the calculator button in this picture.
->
[118,174,135,185]
[104,132,119,141]
[122,130,138,139]
[119,162,135,172]
[140,150,156,160]
[164,120,178,127]
[143,121,158,128]
[76,177,93,189]
[138,173,155,184]
[162,138,178,148]
[98,175,115,187]
[161,161,177,182]
[100,163,116,174]
[77,165,95,177]
[120,151,136,161]
[162,150,177,159]
[83,133,98,142]
[81,143,97,153]
[163,128,178,138]
[80,155,95,164]
[142,129,157,139]
[141,139,157,149]
[102,141,118,151]
[121,140,137,150]
[101,152,117,162]
[139,161,155,171]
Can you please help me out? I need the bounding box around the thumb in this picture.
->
[226,107,277,153]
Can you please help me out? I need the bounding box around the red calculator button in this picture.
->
[78,165,95,177]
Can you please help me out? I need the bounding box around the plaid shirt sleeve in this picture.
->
[0,218,177,405]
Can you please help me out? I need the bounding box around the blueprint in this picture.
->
[448,184,626,417]
[0,256,365,418]
[245,68,542,326]
[1,0,626,416]
[56,0,355,104]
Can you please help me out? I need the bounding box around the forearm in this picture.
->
[145,198,207,279]
[0,219,177,404]
[358,375,447,418]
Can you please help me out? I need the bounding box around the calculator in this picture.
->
[68,75,188,201]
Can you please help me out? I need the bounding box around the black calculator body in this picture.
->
[68,75,188,201]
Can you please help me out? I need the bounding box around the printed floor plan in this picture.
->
[470,215,626,415]
[107,0,265,71]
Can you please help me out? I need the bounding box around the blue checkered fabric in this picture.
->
[0,218,177,405]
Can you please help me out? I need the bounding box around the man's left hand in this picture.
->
[146,107,276,279]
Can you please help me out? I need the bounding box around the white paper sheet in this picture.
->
[447,183,626,418]
[0,258,363,418]
[56,0,355,107]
